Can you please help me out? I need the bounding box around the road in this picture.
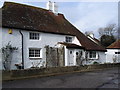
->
[2,67,120,88]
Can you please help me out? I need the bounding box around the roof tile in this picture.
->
[107,39,120,49]
[2,2,106,51]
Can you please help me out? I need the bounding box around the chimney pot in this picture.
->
[46,1,52,11]
[52,2,58,15]
[46,1,58,15]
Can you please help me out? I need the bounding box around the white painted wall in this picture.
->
[106,49,120,63]
[0,27,2,70]
[98,52,106,64]
[58,45,85,66]
[72,37,81,46]
[1,28,81,69]
[65,49,106,66]
[22,30,66,69]
[2,28,22,70]
[1,28,107,70]
[64,46,68,66]
[85,51,106,65]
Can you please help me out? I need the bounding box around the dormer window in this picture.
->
[66,36,72,43]
[29,32,40,40]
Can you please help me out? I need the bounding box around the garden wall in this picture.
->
[2,63,120,81]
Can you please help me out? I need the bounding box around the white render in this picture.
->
[2,28,23,70]
[0,27,2,70]
[1,28,80,69]
[1,28,107,70]
[85,51,106,65]
[105,49,120,63]
[65,48,85,66]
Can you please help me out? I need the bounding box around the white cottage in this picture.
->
[106,39,120,63]
[1,2,106,70]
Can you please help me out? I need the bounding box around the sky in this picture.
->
[0,0,118,38]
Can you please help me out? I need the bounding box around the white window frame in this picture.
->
[66,36,73,43]
[88,51,98,59]
[29,32,40,40]
[29,48,42,59]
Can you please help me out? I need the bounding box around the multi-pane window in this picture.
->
[89,51,97,59]
[29,48,41,58]
[66,36,72,43]
[29,32,40,40]
[115,52,120,54]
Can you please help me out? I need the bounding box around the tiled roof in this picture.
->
[93,38,100,44]
[107,39,120,49]
[87,35,101,45]
[58,42,85,49]
[1,2,106,51]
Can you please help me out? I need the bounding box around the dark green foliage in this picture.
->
[100,35,116,47]
[98,24,117,47]
[93,61,99,65]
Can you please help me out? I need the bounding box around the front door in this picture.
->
[68,49,74,66]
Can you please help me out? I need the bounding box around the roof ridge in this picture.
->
[2,1,47,11]
[2,1,65,18]
[2,1,106,51]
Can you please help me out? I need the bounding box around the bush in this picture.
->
[93,62,99,65]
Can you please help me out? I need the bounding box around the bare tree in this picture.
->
[98,24,117,36]
[98,24,117,47]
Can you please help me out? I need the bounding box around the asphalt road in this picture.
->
[2,67,120,88]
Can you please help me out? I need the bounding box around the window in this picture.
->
[70,51,72,54]
[89,51,97,59]
[29,48,41,58]
[29,32,40,40]
[76,52,78,55]
[66,36,72,43]
[115,52,120,54]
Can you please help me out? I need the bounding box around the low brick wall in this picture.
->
[2,63,120,81]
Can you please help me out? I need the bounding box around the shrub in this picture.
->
[93,61,99,65]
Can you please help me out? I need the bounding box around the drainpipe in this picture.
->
[19,30,24,69]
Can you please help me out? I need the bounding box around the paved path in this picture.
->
[2,67,120,88]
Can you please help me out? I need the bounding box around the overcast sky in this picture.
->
[0,0,118,38]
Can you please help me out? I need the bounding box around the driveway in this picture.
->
[2,67,120,88]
